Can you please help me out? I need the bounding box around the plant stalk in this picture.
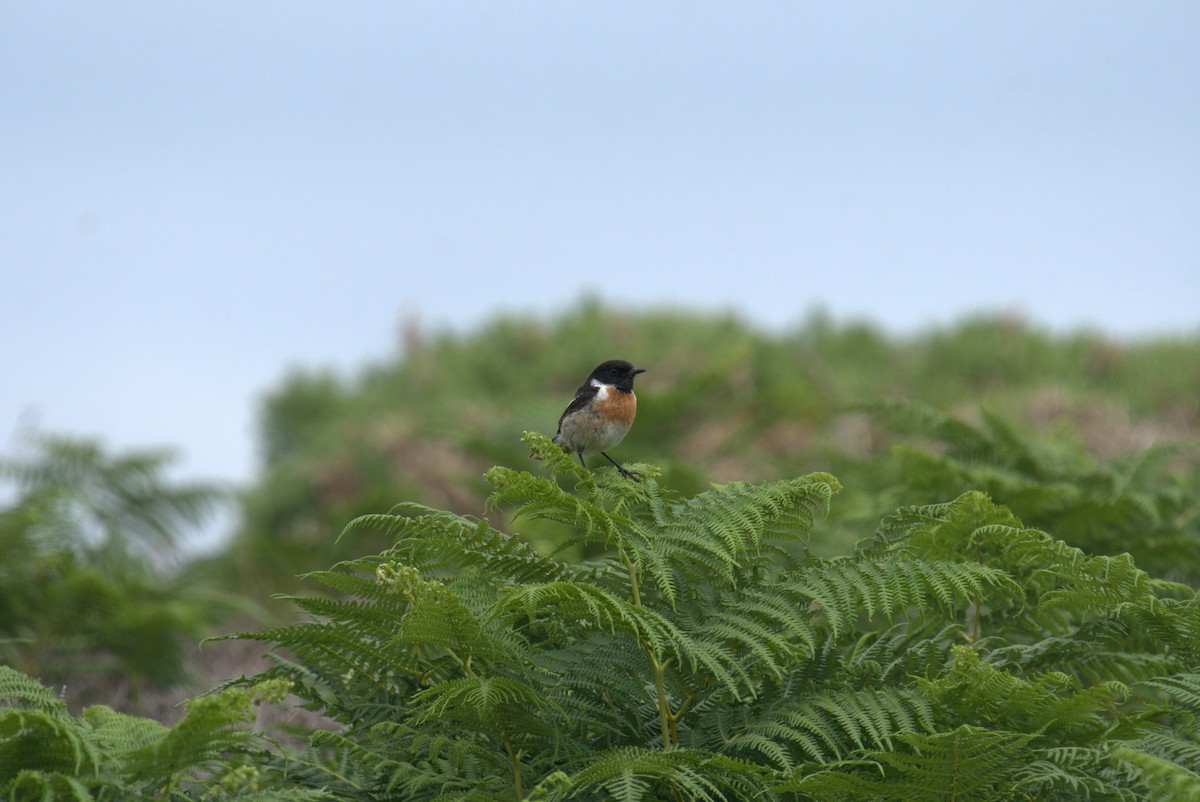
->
[621,548,642,607]
[506,742,523,800]
[651,655,674,748]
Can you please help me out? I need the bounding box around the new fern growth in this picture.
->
[224,432,1200,801]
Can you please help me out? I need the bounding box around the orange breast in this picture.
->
[594,388,637,426]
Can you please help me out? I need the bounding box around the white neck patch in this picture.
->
[589,378,613,398]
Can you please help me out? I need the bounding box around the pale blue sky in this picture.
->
[3,2,1198,520]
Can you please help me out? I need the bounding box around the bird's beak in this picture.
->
[633,368,647,375]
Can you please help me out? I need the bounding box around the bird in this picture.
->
[553,359,646,479]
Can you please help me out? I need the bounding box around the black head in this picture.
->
[588,359,646,391]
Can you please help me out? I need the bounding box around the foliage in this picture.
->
[0,435,236,707]
[857,399,1200,582]
[6,305,1199,798]
[226,433,1200,801]
[0,664,314,801]
[0,435,223,560]
[217,302,1199,592]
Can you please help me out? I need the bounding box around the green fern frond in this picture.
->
[496,581,743,696]
[787,557,1017,638]
[0,709,100,785]
[0,670,281,801]
[377,563,524,666]
[123,686,262,791]
[521,430,592,482]
[690,586,821,679]
[863,491,1026,563]
[408,676,553,742]
[847,621,965,684]
[3,770,96,801]
[986,630,1187,686]
[633,475,838,601]
[1117,598,1200,664]
[1129,732,1200,775]
[534,633,657,740]
[1138,673,1200,715]
[0,665,67,715]
[924,647,1128,743]
[1111,746,1200,802]
[662,475,839,556]
[788,725,1035,801]
[310,727,385,759]
[282,591,412,650]
[255,737,384,799]
[222,790,339,802]
[908,492,1028,554]
[486,466,632,550]
[1112,438,1200,485]
[862,404,1200,580]
[861,399,996,459]
[299,557,411,601]
[1006,746,1123,801]
[859,497,966,556]
[1037,552,1156,615]
[497,581,641,639]
[80,706,167,758]
[548,746,770,802]
[343,505,570,584]
[226,618,415,703]
[721,687,936,770]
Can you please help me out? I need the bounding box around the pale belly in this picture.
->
[556,412,631,455]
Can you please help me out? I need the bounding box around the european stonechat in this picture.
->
[553,359,646,479]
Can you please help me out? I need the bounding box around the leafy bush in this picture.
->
[225,434,1200,801]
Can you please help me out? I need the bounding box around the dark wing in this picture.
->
[555,382,598,434]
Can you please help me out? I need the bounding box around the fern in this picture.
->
[712,685,937,770]
[223,437,1200,801]
[532,747,771,802]
[1110,746,1200,801]
[922,647,1129,743]
[786,556,1019,638]
[782,725,1037,801]
[862,399,1200,581]
[0,665,69,715]
[0,666,292,800]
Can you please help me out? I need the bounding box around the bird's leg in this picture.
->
[577,451,588,470]
[601,452,640,481]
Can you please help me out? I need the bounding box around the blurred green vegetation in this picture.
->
[211,302,1199,596]
[0,436,240,712]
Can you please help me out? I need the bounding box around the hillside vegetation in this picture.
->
[218,303,1199,591]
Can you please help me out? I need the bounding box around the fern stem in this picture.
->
[445,647,476,677]
[505,742,523,800]
[621,542,684,749]
[620,548,642,606]
[620,544,675,749]
[667,693,695,744]
[651,655,674,748]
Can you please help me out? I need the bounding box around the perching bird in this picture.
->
[553,359,645,479]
